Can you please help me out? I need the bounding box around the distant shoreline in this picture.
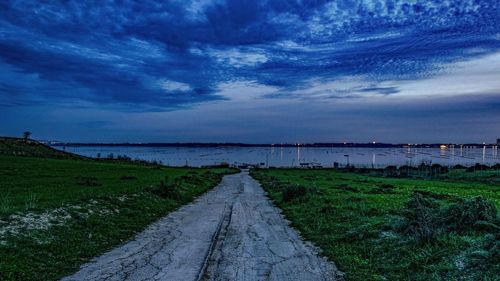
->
[47,142,498,149]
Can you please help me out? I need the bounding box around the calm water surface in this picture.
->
[56,146,500,168]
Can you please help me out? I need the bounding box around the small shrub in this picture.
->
[0,192,12,214]
[462,233,500,276]
[282,184,308,202]
[384,166,398,177]
[345,165,356,172]
[148,178,183,201]
[320,205,336,214]
[431,164,448,175]
[369,184,397,194]
[203,171,221,182]
[369,187,396,194]
[342,224,380,242]
[120,175,137,180]
[24,193,38,210]
[333,184,358,193]
[443,197,498,233]
[75,176,101,187]
[357,168,371,174]
[401,192,441,243]
[413,189,455,200]
[466,163,490,172]
[400,193,499,243]
[398,165,418,176]
[116,154,132,161]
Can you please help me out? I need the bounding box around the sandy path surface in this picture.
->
[62,171,343,281]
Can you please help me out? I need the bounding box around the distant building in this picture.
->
[497,139,500,145]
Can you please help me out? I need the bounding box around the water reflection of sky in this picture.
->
[58,146,500,168]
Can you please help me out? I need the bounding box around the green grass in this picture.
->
[445,169,500,185]
[0,151,237,280]
[251,168,499,281]
[0,137,83,159]
[0,155,215,214]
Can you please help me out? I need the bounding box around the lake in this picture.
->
[54,145,500,168]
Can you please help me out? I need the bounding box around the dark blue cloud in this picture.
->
[0,0,498,110]
[358,86,400,95]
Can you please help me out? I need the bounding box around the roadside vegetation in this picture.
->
[350,163,500,185]
[251,168,499,281]
[0,138,237,281]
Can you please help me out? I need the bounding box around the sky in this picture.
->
[0,0,499,143]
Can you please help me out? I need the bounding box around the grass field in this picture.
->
[251,168,499,281]
[0,137,84,160]
[0,139,237,281]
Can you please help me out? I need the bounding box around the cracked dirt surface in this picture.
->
[62,171,343,281]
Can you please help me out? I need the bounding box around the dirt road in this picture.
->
[62,171,343,281]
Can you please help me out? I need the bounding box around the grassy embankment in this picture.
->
[251,168,499,281]
[0,137,237,281]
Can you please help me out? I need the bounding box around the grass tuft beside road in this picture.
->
[0,147,237,280]
[251,168,499,281]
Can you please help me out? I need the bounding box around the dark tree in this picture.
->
[22,131,31,141]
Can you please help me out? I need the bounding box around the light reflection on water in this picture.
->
[56,145,500,168]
